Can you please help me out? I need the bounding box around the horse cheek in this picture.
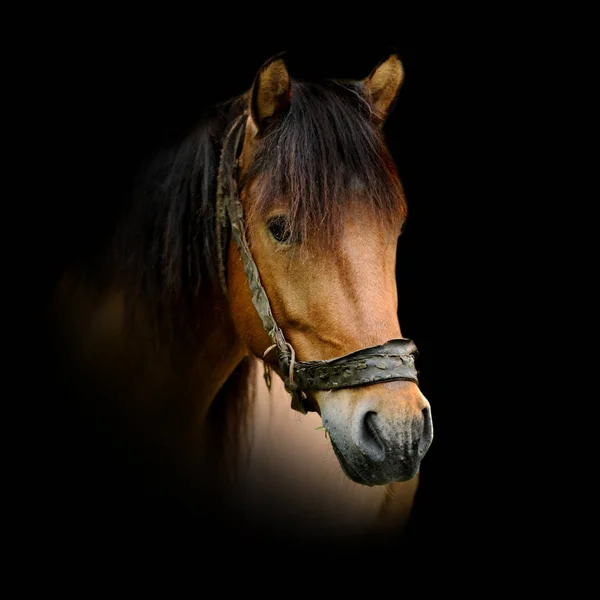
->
[226,240,272,356]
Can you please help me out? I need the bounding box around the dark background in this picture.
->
[31,18,511,576]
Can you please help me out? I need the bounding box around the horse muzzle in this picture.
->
[318,381,433,486]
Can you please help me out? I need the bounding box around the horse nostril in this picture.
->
[418,406,433,457]
[357,411,386,462]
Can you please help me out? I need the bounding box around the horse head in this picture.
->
[223,53,433,486]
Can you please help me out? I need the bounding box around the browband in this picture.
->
[216,113,419,414]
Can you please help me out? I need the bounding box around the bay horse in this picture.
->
[53,51,433,551]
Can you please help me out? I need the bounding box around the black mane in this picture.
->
[246,79,405,244]
[114,77,405,334]
[114,96,245,332]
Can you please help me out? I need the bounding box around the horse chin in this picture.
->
[329,436,419,487]
[329,437,372,486]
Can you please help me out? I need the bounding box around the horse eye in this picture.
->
[267,216,292,243]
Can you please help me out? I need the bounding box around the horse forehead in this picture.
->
[341,204,400,243]
[303,224,396,272]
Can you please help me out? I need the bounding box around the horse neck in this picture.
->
[54,270,247,475]
[186,284,247,421]
[128,280,248,436]
[160,284,248,480]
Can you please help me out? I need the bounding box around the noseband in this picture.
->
[216,113,419,414]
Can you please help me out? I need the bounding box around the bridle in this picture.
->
[216,112,419,414]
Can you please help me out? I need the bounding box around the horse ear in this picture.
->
[250,54,291,132]
[363,52,405,121]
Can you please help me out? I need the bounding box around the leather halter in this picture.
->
[216,113,419,414]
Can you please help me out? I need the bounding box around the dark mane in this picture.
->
[245,79,406,245]
[114,77,405,335]
[113,96,246,336]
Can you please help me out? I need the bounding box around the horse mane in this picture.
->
[113,95,246,339]
[114,76,405,338]
[245,79,406,246]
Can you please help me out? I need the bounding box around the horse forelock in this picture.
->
[243,79,406,248]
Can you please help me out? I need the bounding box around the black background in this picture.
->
[30,15,517,579]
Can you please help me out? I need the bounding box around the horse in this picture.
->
[52,51,433,553]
